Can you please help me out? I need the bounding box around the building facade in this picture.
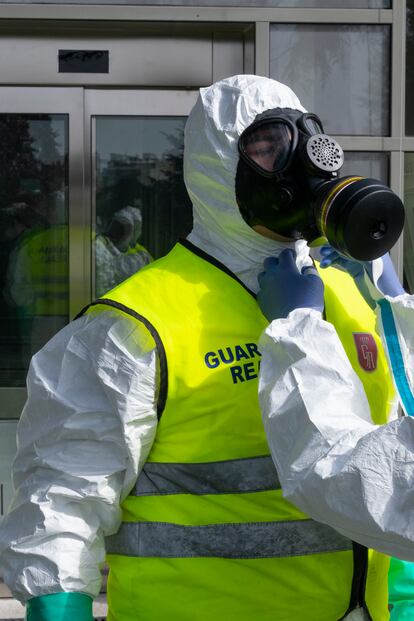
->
[0,0,412,616]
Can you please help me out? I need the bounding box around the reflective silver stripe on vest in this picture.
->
[106,520,352,559]
[132,456,280,496]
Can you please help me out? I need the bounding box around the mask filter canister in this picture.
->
[304,133,404,261]
[314,175,404,261]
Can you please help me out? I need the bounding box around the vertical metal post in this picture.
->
[255,21,270,77]
[390,0,406,278]
[69,87,90,318]
[89,114,96,301]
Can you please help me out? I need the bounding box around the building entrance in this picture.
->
[0,87,197,525]
[0,87,197,410]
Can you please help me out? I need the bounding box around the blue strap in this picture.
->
[378,299,414,416]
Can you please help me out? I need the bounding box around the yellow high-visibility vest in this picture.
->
[84,241,394,621]
[16,226,68,317]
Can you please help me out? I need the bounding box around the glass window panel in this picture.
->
[404,154,414,293]
[342,152,389,185]
[406,2,414,134]
[0,114,69,387]
[270,24,390,136]
[94,116,192,298]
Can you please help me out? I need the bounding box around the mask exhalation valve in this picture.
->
[306,135,344,174]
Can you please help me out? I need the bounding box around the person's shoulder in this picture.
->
[74,303,157,353]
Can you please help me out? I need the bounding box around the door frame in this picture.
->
[0,87,84,417]
[0,86,198,418]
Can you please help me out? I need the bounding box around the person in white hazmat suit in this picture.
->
[257,245,414,621]
[0,74,413,621]
[94,205,153,298]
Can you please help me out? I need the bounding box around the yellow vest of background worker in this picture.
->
[82,240,395,621]
[11,225,68,317]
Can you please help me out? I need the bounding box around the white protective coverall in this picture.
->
[0,74,413,611]
[259,295,414,561]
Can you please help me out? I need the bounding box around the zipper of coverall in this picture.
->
[338,543,372,621]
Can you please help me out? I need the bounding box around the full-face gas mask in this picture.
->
[236,108,405,261]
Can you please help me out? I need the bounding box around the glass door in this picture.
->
[0,87,84,534]
[85,89,197,298]
[0,87,198,417]
[0,87,84,416]
[0,87,197,525]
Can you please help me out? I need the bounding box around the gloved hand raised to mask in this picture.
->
[319,245,405,309]
[257,249,325,321]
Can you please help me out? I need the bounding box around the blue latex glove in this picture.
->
[26,592,93,621]
[319,246,404,308]
[257,248,324,321]
[319,246,366,278]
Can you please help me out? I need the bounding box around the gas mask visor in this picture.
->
[238,113,323,178]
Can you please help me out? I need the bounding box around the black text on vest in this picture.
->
[204,342,261,384]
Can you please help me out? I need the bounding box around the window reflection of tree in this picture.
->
[0,115,67,386]
[406,3,414,135]
[270,25,389,136]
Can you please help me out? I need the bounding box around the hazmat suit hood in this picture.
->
[185,74,311,293]
[107,206,143,248]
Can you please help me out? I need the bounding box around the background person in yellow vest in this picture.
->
[0,74,413,621]
[94,205,153,298]
[5,188,68,362]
